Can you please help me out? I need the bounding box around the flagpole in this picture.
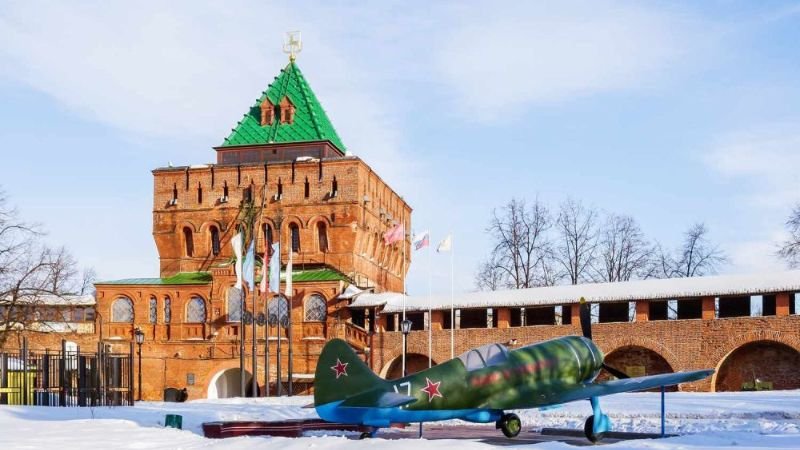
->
[401,218,407,377]
[427,236,432,368]
[450,237,454,360]
[251,236,258,397]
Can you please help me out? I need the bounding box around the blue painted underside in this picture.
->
[316,402,503,428]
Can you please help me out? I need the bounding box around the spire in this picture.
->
[220,35,346,152]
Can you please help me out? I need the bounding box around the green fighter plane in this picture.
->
[314,299,713,442]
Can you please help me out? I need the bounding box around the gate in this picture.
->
[0,338,134,407]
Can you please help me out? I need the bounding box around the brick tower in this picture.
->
[94,57,411,399]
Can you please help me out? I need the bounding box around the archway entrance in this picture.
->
[383,354,435,380]
[715,341,800,391]
[597,345,675,391]
[207,368,255,399]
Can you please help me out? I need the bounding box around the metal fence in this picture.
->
[0,338,134,407]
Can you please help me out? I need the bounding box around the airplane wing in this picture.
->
[554,369,714,404]
[339,389,417,408]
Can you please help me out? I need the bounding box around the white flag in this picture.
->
[436,234,452,253]
[231,232,243,289]
[285,250,293,297]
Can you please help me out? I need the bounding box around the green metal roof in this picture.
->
[97,268,347,286]
[97,272,213,286]
[220,61,346,152]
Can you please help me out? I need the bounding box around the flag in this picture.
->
[259,237,269,293]
[269,242,280,293]
[383,223,404,245]
[231,232,243,289]
[437,234,452,253]
[242,240,255,291]
[285,250,293,297]
[412,230,430,251]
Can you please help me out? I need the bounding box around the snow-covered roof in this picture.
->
[358,270,800,314]
[0,294,95,307]
[337,284,365,300]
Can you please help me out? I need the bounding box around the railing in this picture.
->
[302,322,326,338]
[0,338,133,407]
[182,324,206,340]
[343,322,369,349]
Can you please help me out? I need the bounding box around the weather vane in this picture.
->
[283,31,302,61]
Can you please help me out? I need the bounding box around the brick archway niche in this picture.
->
[207,367,255,399]
[595,345,676,392]
[714,340,800,392]
[380,353,435,380]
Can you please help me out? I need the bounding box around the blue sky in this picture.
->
[1,1,799,295]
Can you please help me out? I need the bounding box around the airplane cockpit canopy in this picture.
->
[457,343,510,371]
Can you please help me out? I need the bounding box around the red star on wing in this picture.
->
[421,377,443,402]
[331,358,348,379]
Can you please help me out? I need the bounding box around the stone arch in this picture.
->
[110,296,134,323]
[303,292,328,322]
[185,295,207,323]
[207,367,255,399]
[596,345,676,391]
[713,340,800,392]
[380,353,437,380]
[709,329,800,367]
[598,336,680,373]
[177,220,199,234]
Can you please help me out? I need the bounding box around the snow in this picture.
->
[358,270,800,313]
[2,391,800,449]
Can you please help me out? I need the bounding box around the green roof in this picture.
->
[97,268,347,286]
[97,272,213,286]
[220,61,346,152]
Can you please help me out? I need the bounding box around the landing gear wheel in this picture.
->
[358,431,372,440]
[496,413,522,438]
[584,416,603,443]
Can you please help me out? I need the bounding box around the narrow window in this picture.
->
[263,223,274,248]
[197,183,203,204]
[290,223,300,252]
[304,177,310,198]
[164,297,171,324]
[227,287,243,322]
[331,176,338,197]
[210,226,221,256]
[277,178,283,199]
[317,222,329,252]
[223,181,229,200]
[149,296,157,324]
[183,227,194,257]
[243,186,252,203]
[171,184,178,205]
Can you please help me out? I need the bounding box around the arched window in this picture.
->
[227,287,243,322]
[290,223,300,252]
[111,297,133,323]
[317,222,329,252]
[210,226,221,256]
[304,294,327,322]
[183,227,194,257]
[186,296,206,323]
[164,296,171,324]
[149,296,157,324]
[268,297,289,326]
[263,223,273,248]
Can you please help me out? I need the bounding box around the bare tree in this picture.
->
[672,223,726,277]
[477,198,556,290]
[555,199,598,285]
[0,189,88,348]
[595,214,654,282]
[778,205,800,268]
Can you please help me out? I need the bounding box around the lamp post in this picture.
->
[133,328,144,401]
[401,319,412,377]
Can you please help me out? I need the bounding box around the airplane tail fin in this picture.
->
[314,338,386,406]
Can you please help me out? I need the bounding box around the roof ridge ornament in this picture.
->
[283,31,302,62]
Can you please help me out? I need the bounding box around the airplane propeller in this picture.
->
[578,297,630,379]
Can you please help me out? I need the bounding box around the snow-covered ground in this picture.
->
[1,391,800,449]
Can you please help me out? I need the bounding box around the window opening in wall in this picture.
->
[186,297,206,323]
[149,297,157,324]
[304,177,310,198]
[304,294,327,321]
[183,227,194,257]
[263,223,274,248]
[227,287,243,322]
[290,223,300,252]
[111,297,134,323]
[210,226,221,256]
[164,297,171,323]
[170,184,178,206]
[222,181,229,202]
[330,176,338,198]
[317,222,328,252]
[277,178,283,200]
[243,186,253,203]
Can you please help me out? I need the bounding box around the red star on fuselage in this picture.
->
[421,377,443,401]
[331,358,348,379]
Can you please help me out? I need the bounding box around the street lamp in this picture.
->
[401,319,412,377]
[134,328,144,401]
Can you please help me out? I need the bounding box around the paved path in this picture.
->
[367,425,626,446]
